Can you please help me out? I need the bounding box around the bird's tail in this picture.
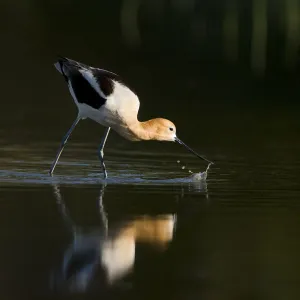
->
[54,61,63,74]
[54,56,91,72]
[54,56,71,75]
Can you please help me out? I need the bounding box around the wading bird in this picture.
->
[50,57,213,178]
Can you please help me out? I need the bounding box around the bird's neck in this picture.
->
[116,120,156,141]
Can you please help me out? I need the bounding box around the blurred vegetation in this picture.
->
[1,0,300,78]
[0,0,300,133]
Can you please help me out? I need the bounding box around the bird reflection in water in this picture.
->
[51,184,176,292]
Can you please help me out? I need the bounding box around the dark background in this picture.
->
[1,0,300,142]
[1,1,300,300]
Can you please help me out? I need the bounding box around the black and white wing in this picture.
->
[54,56,120,110]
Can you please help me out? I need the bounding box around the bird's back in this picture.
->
[54,57,140,129]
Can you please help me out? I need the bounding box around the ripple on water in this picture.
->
[0,156,214,191]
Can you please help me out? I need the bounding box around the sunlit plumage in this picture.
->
[49,56,213,178]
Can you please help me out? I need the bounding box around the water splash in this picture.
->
[176,160,212,181]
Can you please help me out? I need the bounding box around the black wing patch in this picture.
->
[56,56,124,108]
[92,69,115,96]
[69,70,106,110]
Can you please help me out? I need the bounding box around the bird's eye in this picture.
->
[169,127,174,131]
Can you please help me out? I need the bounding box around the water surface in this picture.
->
[1,111,300,300]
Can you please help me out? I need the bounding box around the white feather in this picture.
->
[65,69,141,137]
[105,81,140,122]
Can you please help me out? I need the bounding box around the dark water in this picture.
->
[1,107,300,300]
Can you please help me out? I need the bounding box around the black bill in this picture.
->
[175,137,214,164]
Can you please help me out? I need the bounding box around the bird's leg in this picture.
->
[49,116,81,176]
[97,127,111,179]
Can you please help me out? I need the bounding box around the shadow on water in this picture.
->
[49,180,208,295]
[50,184,176,293]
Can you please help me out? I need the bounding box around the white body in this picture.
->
[55,61,141,140]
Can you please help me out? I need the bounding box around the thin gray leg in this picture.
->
[49,116,81,176]
[97,127,111,179]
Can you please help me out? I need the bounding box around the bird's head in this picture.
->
[141,118,214,164]
[142,118,177,141]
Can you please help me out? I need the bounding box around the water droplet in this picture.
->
[177,160,180,164]
[182,166,185,170]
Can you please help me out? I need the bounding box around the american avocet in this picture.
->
[49,57,213,178]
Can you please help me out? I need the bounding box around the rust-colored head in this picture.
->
[133,118,213,164]
[141,118,176,141]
